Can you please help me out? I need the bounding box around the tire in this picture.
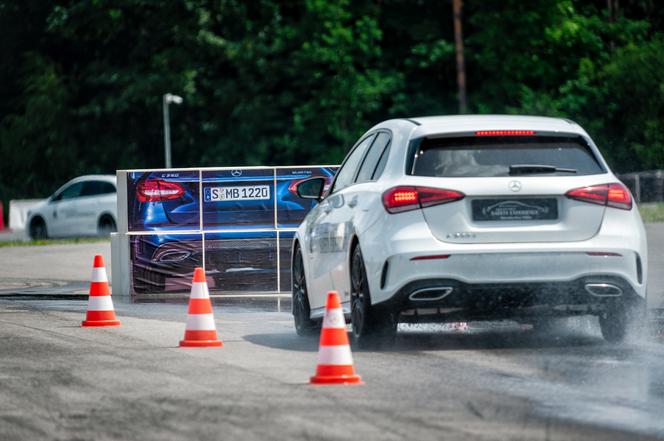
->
[292,245,319,336]
[133,266,166,294]
[98,216,117,237]
[350,245,397,349]
[29,217,48,240]
[599,298,646,343]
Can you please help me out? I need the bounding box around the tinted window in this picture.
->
[56,182,84,201]
[82,181,116,196]
[331,134,375,193]
[356,132,390,183]
[412,136,604,177]
[372,142,391,180]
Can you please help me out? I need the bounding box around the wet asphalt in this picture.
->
[0,298,663,440]
[0,225,663,440]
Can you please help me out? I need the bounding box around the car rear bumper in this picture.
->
[378,275,643,323]
[370,248,646,307]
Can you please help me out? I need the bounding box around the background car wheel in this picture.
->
[98,215,117,237]
[133,266,166,294]
[292,246,319,336]
[29,217,48,240]
[599,298,645,343]
[350,245,397,349]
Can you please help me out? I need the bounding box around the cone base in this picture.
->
[179,339,223,347]
[81,320,120,327]
[310,374,363,385]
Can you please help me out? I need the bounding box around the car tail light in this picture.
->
[475,130,535,136]
[606,184,632,210]
[565,183,632,210]
[137,179,185,202]
[382,186,465,214]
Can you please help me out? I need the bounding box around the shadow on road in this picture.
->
[244,332,319,352]
[391,328,603,352]
[243,325,610,353]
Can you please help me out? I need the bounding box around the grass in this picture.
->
[639,202,664,223]
[0,237,110,248]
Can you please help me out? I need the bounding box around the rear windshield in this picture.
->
[411,136,605,177]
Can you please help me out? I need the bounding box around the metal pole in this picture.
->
[163,94,172,169]
[453,0,468,114]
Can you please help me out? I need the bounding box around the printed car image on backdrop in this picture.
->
[126,167,336,294]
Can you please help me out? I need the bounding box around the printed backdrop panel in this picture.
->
[204,231,278,292]
[279,231,296,292]
[130,233,203,294]
[127,170,200,232]
[123,165,339,294]
[275,167,338,228]
[202,168,275,230]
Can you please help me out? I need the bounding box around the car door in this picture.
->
[79,181,114,235]
[48,182,85,237]
[330,131,392,299]
[305,134,375,310]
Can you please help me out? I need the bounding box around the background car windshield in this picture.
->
[412,136,604,177]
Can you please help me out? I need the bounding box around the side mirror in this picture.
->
[296,177,326,201]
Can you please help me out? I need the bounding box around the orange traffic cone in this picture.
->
[179,268,222,347]
[82,255,120,327]
[310,291,362,385]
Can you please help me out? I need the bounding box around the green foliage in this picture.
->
[0,0,663,207]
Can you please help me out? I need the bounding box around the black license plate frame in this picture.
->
[472,198,558,221]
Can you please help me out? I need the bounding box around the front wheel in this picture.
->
[29,217,48,240]
[350,245,397,349]
[292,246,319,336]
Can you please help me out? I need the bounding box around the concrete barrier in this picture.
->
[9,199,46,231]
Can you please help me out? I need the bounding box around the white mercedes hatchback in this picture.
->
[27,175,117,239]
[292,115,647,346]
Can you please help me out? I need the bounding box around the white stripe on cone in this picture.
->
[322,307,346,329]
[317,345,354,365]
[185,313,216,330]
[91,268,108,283]
[87,296,115,311]
[189,282,209,299]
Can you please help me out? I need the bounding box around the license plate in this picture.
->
[204,185,270,202]
[472,198,558,221]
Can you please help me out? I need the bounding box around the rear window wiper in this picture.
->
[509,164,577,175]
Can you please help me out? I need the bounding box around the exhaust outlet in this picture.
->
[408,287,454,302]
[584,283,623,297]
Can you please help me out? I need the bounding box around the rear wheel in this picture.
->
[599,298,646,343]
[98,216,117,237]
[29,217,48,240]
[350,245,397,349]
[531,317,565,333]
[292,246,319,336]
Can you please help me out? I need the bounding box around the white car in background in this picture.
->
[27,175,117,239]
[292,115,647,346]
